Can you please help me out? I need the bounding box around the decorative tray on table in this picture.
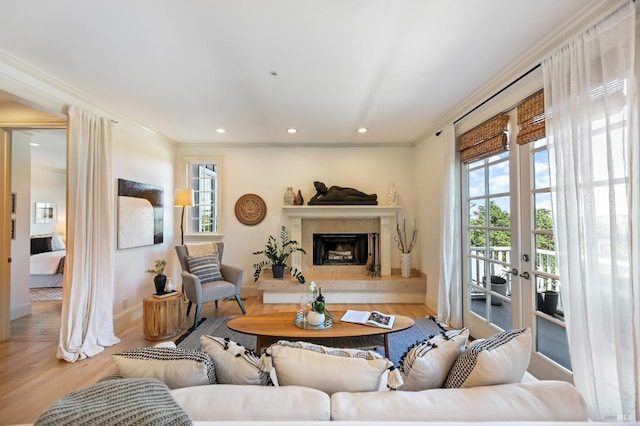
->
[294,310,334,330]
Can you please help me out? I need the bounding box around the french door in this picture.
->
[462,110,572,382]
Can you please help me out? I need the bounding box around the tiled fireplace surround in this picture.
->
[256,206,426,303]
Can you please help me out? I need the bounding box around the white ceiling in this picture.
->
[0,0,606,145]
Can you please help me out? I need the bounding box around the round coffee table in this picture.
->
[227,311,414,356]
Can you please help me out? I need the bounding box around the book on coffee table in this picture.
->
[340,309,396,329]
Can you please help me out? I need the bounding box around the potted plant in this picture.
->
[253,226,306,282]
[146,259,167,295]
[537,278,559,315]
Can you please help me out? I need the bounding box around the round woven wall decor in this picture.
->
[234,193,267,226]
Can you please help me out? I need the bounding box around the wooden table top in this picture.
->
[227,311,414,339]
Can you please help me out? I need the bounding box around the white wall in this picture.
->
[413,134,447,312]
[112,121,176,325]
[30,166,66,237]
[175,144,420,296]
[10,132,31,319]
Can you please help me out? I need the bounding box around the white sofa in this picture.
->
[37,330,591,424]
[169,379,588,423]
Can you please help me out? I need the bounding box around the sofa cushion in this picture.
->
[35,378,191,426]
[399,328,469,390]
[200,335,271,385]
[262,340,401,395]
[444,327,532,388]
[187,254,223,282]
[170,384,331,421]
[331,380,588,421]
[113,346,216,389]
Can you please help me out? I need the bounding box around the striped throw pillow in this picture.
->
[187,254,223,282]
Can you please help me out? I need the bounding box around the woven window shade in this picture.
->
[516,90,545,145]
[457,114,509,164]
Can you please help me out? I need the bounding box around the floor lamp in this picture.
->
[175,188,194,245]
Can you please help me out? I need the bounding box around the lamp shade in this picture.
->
[174,188,194,207]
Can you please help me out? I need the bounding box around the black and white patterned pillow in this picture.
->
[34,378,191,426]
[399,328,469,390]
[444,327,531,388]
[113,347,216,389]
[186,254,223,282]
[200,335,272,386]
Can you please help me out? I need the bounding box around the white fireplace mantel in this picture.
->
[283,205,402,276]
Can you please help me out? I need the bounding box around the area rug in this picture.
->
[29,287,63,301]
[175,315,445,366]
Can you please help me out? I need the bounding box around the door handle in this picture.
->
[519,272,530,280]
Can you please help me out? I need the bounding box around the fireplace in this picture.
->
[313,233,368,266]
[283,205,401,276]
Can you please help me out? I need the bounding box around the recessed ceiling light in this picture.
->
[357,127,368,133]
[30,142,40,146]
[287,128,297,134]
[216,128,227,134]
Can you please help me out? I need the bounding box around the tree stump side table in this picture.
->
[143,292,185,340]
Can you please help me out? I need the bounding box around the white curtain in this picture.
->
[542,1,639,421]
[437,124,462,328]
[57,106,120,362]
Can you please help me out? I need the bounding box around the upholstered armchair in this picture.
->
[175,242,246,331]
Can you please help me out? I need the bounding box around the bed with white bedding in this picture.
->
[30,233,66,288]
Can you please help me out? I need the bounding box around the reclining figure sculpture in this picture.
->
[308,181,378,205]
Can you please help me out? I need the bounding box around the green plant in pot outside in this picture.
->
[253,226,306,283]
[146,259,167,295]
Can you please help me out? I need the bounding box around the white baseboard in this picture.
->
[113,303,142,334]
[10,302,31,320]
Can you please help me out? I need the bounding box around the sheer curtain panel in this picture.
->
[437,124,462,327]
[542,1,638,420]
[57,106,120,362]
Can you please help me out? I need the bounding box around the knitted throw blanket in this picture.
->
[35,378,192,426]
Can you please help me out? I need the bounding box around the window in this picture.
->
[185,159,220,235]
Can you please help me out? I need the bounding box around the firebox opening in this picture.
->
[313,233,368,266]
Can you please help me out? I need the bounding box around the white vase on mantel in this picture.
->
[400,253,411,278]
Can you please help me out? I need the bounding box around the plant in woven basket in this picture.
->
[252,226,306,282]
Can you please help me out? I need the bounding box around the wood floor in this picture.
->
[0,297,433,425]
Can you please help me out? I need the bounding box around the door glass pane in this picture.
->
[470,287,488,320]
[536,316,571,370]
[489,231,510,261]
[468,168,485,197]
[488,161,509,194]
[469,199,486,225]
[534,235,557,275]
[534,193,553,230]
[491,300,512,331]
[533,149,550,189]
[489,197,510,227]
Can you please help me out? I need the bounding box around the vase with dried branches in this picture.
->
[395,214,418,278]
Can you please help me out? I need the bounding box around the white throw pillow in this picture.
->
[113,347,216,389]
[200,335,271,385]
[399,328,469,390]
[261,340,402,394]
[444,327,532,388]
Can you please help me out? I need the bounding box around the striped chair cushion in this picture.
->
[187,254,223,282]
